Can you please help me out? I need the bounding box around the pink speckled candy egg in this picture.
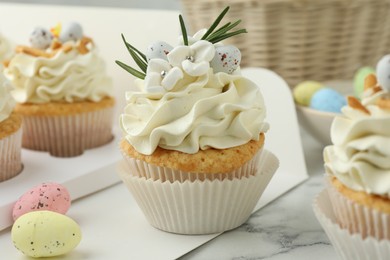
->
[13,183,71,221]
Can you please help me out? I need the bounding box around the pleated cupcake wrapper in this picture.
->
[313,190,390,260]
[117,149,279,235]
[0,126,23,182]
[120,148,263,183]
[325,179,390,240]
[21,108,114,157]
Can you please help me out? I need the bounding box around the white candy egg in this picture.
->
[29,26,53,49]
[12,211,82,258]
[210,45,241,74]
[146,41,173,61]
[376,54,390,92]
[59,22,83,43]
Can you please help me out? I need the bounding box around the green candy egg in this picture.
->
[293,81,324,106]
[353,67,375,99]
[11,211,82,258]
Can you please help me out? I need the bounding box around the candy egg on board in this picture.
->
[210,45,241,74]
[12,211,82,258]
[59,22,83,43]
[376,54,390,92]
[146,41,173,61]
[13,182,71,221]
[310,88,346,113]
[29,26,53,49]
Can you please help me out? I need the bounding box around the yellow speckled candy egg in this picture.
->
[11,210,81,258]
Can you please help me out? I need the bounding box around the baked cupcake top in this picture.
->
[117,7,269,155]
[324,55,390,197]
[3,22,113,104]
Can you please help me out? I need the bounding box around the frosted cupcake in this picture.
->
[316,55,390,259]
[117,7,278,234]
[0,79,22,182]
[323,70,390,240]
[4,22,114,157]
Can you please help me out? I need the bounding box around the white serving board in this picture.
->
[0,3,309,259]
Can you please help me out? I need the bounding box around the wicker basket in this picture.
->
[180,0,390,87]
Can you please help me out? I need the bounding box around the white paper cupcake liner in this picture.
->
[21,107,113,157]
[326,179,390,240]
[0,126,22,182]
[120,148,263,182]
[117,149,279,235]
[313,190,390,260]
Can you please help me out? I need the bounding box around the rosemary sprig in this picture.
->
[200,6,247,44]
[115,60,146,79]
[201,6,230,40]
[121,34,147,73]
[179,15,188,46]
[208,29,247,44]
[116,34,147,79]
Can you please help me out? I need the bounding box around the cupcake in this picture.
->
[317,55,390,258]
[116,7,278,234]
[0,76,22,182]
[3,22,114,157]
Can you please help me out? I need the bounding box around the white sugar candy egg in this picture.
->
[210,45,241,74]
[12,211,82,258]
[376,54,390,92]
[29,26,53,49]
[146,41,173,61]
[59,22,83,43]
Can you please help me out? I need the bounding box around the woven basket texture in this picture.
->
[180,0,390,87]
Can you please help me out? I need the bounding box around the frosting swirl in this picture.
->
[4,43,113,104]
[120,69,269,155]
[324,90,390,197]
[0,83,15,123]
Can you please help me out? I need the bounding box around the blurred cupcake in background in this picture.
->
[4,22,114,157]
[314,55,390,259]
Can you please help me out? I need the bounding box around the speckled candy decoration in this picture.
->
[29,26,53,49]
[310,88,346,113]
[12,183,71,221]
[210,45,241,74]
[146,41,173,61]
[376,54,390,92]
[12,211,82,258]
[59,22,83,43]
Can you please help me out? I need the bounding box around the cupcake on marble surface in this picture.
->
[4,22,114,157]
[116,7,278,235]
[314,55,390,259]
[0,79,22,182]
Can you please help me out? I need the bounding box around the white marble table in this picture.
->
[180,128,337,260]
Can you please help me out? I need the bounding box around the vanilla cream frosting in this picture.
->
[4,43,113,104]
[324,90,390,197]
[120,69,269,155]
[0,83,15,123]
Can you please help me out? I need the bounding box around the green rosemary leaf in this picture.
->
[121,34,147,62]
[115,60,146,79]
[201,6,230,40]
[209,29,247,44]
[179,15,188,46]
[207,22,231,38]
[121,34,147,73]
[207,20,241,41]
